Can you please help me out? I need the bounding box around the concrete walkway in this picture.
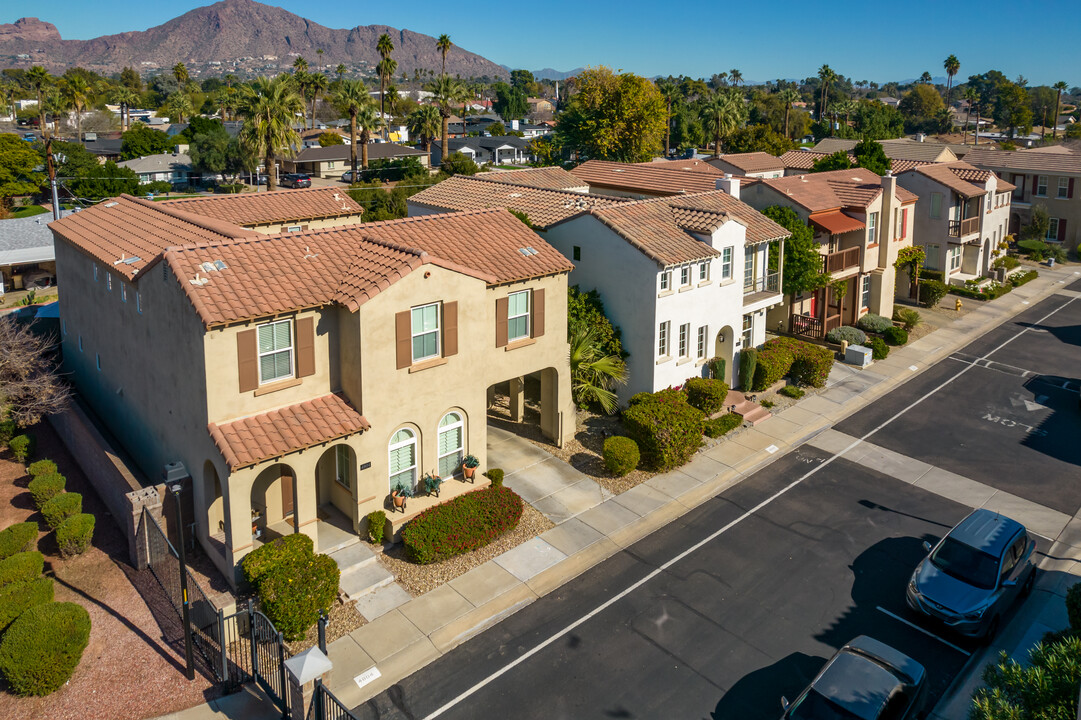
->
[155,265,1081,719]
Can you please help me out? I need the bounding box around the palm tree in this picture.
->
[376,33,395,141]
[306,73,328,129]
[164,91,194,124]
[427,76,468,163]
[111,86,139,131]
[353,102,383,171]
[943,54,960,108]
[26,66,50,135]
[656,79,678,156]
[1052,81,1068,139]
[332,78,374,175]
[436,34,452,78]
[817,64,834,123]
[61,75,92,140]
[336,64,346,83]
[962,87,977,144]
[407,104,441,154]
[702,89,744,157]
[293,57,308,74]
[569,325,627,414]
[238,76,304,191]
[729,69,743,87]
[779,88,800,138]
[172,62,189,85]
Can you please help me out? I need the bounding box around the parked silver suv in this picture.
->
[906,509,1036,640]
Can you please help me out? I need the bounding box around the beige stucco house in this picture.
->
[49,189,574,587]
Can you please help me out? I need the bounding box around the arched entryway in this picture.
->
[203,460,224,537]
[316,444,358,529]
[251,463,297,540]
[714,326,735,386]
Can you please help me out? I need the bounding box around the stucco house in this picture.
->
[430,136,534,167]
[282,143,430,178]
[569,159,722,199]
[49,189,574,587]
[707,152,786,179]
[118,150,193,186]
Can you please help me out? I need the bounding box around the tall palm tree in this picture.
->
[112,86,139,131]
[407,104,441,154]
[293,57,308,74]
[61,75,92,140]
[336,64,346,83]
[1052,81,1068,139]
[569,325,627,415]
[427,76,468,163]
[962,87,977,144]
[656,79,678,156]
[436,34,452,78]
[172,62,189,85]
[306,73,328,129]
[702,89,744,157]
[943,54,960,108]
[164,91,194,124]
[779,88,800,138]
[238,76,304,191]
[729,69,743,87]
[332,78,374,175]
[353,102,383,171]
[376,33,395,141]
[26,66,50,135]
[817,64,834,123]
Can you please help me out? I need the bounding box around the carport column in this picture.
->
[292,451,321,548]
[509,376,525,423]
[539,367,573,447]
[284,647,332,720]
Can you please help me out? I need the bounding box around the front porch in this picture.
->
[384,473,493,541]
[788,275,859,339]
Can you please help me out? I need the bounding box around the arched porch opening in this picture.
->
[250,463,296,541]
[714,326,735,386]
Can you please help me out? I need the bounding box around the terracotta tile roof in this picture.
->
[48,195,257,281]
[964,147,1081,175]
[708,152,784,174]
[900,161,993,198]
[586,190,790,266]
[812,138,958,163]
[480,166,588,190]
[809,210,865,235]
[408,174,627,228]
[161,188,363,227]
[761,168,917,212]
[636,158,724,174]
[570,160,721,196]
[779,150,929,174]
[209,393,370,470]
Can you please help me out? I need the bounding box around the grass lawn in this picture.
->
[9,205,47,219]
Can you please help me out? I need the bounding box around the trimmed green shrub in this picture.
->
[1009,269,1038,287]
[484,468,504,488]
[779,385,805,399]
[918,279,949,307]
[684,377,729,415]
[0,601,90,696]
[622,391,704,470]
[892,307,922,331]
[868,337,889,360]
[949,282,1012,301]
[367,511,386,544]
[753,337,835,391]
[27,460,57,479]
[826,326,866,345]
[0,551,44,589]
[1017,238,1049,257]
[241,533,315,589]
[56,514,94,558]
[402,486,524,565]
[992,255,1020,270]
[753,340,795,391]
[0,523,37,560]
[882,326,909,346]
[627,392,654,407]
[790,342,834,388]
[8,435,32,462]
[0,577,54,633]
[706,357,726,382]
[0,420,16,446]
[704,413,743,438]
[856,313,891,333]
[737,348,757,391]
[258,553,339,641]
[919,268,944,282]
[602,436,640,476]
[28,473,66,509]
[41,493,82,531]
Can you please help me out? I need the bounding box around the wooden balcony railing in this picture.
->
[948,216,979,237]
[790,314,823,338]
[822,247,860,274]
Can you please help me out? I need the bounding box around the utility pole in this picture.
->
[44,134,60,221]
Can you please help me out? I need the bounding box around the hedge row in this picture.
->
[623,388,704,470]
[402,486,524,565]
[28,473,65,509]
[752,337,834,391]
[240,534,338,641]
[0,552,44,590]
[918,279,949,307]
[0,577,54,633]
[0,523,37,561]
[948,282,1012,301]
[57,515,95,558]
[42,493,82,531]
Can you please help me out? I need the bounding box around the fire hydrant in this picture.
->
[955,297,963,312]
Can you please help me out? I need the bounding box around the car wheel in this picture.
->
[1022,569,1036,597]
[981,616,1000,646]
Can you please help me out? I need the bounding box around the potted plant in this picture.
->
[462,454,480,482]
[422,471,444,497]
[390,482,412,513]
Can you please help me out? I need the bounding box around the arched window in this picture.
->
[389,428,417,491]
[437,412,464,478]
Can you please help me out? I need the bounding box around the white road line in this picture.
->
[420,297,1075,719]
[875,606,971,656]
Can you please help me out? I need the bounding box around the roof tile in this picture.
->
[570,159,721,196]
[162,188,363,226]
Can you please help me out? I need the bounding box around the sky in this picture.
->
[8,0,1079,87]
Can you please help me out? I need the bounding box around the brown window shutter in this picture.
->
[443,301,458,357]
[296,317,316,378]
[395,310,412,369]
[1059,218,1067,243]
[495,297,509,347]
[237,329,258,393]
[531,288,545,338]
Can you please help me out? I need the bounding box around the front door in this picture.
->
[281,469,294,521]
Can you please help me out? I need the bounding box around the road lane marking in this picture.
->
[875,606,971,656]
[420,297,1075,719]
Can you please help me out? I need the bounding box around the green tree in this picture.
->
[943,55,960,107]
[723,124,796,155]
[335,64,346,84]
[817,64,835,121]
[762,205,828,299]
[1025,204,1051,242]
[407,104,441,153]
[427,75,469,160]
[486,121,507,136]
[996,81,1034,137]
[491,82,528,122]
[556,67,666,162]
[120,124,173,160]
[0,134,43,212]
[119,66,141,92]
[852,138,889,175]
[317,131,343,146]
[898,84,945,131]
[376,33,396,141]
[60,75,92,141]
[25,66,50,134]
[702,89,746,157]
[111,86,139,132]
[440,151,480,176]
[970,635,1081,720]
[68,159,141,200]
[190,125,249,183]
[510,69,538,96]
[1052,81,1069,139]
[779,88,801,138]
[569,324,627,414]
[568,286,624,359]
[171,62,188,85]
[811,150,853,173]
[238,76,304,191]
[305,73,328,130]
[436,35,452,77]
[526,135,562,166]
[854,101,905,140]
[332,78,374,175]
[162,91,194,123]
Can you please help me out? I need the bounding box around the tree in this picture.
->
[510,69,538,96]
[854,101,905,140]
[0,134,44,213]
[486,121,507,136]
[172,62,188,85]
[332,78,373,175]
[1053,81,1069,139]
[427,75,469,160]
[817,65,835,121]
[995,81,1034,137]
[568,286,624,359]
[293,57,308,74]
[569,325,627,414]
[526,135,562,166]
[436,35,452,77]
[376,33,396,141]
[656,79,679,156]
[729,69,743,87]
[162,91,194,124]
[335,64,346,84]
[491,82,528,121]
[26,66,50,134]
[962,87,979,144]
[317,131,343,147]
[60,75,92,141]
[1024,204,1051,242]
[811,150,853,173]
[120,124,173,160]
[702,89,746,157]
[779,88,800,138]
[67,158,141,200]
[919,71,933,84]
[304,73,328,130]
[0,317,70,427]
[352,101,383,170]
[970,635,1081,720]
[555,67,666,163]
[238,76,304,191]
[440,151,480,176]
[119,66,141,92]
[723,124,795,155]
[943,55,960,107]
[111,86,139,132]
[898,84,945,132]
[852,138,889,175]
[761,205,828,300]
[407,105,441,153]
[894,245,926,299]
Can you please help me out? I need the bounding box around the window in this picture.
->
[334,445,350,489]
[573,246,581,261]
[697,326,707,359]
[507,291,530,342]
[1059,177,1070,199]
[286,226,303,233]
[411,303,440,362]
[660,271,671,292]
[327,161,335,169]
[680,265,691,287]
[721,247,733,280]
[861,275,871,309]
[1047,218,1060,241]
[949,246,961,271]
[121,283,127,303]
[388,428,417,491]
[136,292,142,314]
[78,335,83,352]
[61,320,66,336]
[744,250,754,289]
[925,244,941,270]
[93,263,98,282]
[741,314,753,348]
[96,353,101,371]
[257,320,294,384]
[699,262,709,282]
[1037,176,1048,196]
[894,209,901,238]
[437,412,464,478]
[868,212,879,244]
[678,323,689,358]
[930,193,942,219]
[658,321,670,357]
[106,273,113,292]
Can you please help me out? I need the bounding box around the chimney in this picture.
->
[715,174,740,200]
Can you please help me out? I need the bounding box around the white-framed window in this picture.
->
[327,161,336,169]
[121,283,127,303]
[1047,218,1060,242]
[699,262,709,282]
[286,225,303,233]
[680,265,691,287]
[660,270,671,292]
[411,303,440,362]
[507,291,530,342]
[678,323,689,358]
[334,445,350,489]
[697,325,707,359]
[930,193,942,219]
[106,273,113,292]
[741,313,753,348]
[721,247,733,280]
[257,319,294,384]
[744,250,755,289]
[1059,177,1070,199]
[861,275,871,309]
[92,263,98,282]
[948,246,961,271]
[136,292,142,314]
[388,428,417,492]
[868,212,879,243]
[1037,176,1048,196]
[437,412,464,478]
[658,321,670,357]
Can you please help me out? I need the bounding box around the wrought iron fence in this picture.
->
[309,682,362,720]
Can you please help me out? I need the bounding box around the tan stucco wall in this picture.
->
[245,213,366,235]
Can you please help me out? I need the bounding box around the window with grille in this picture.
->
[257,320,293,384]
[334,445,350,488]
[679,323,689,358]
[507,291,530,342]
[658,321,669,357]
[389,428,417,491]
[697,326,707,358]
[411,303,440,362]
[438,413,464,478]
[721,248,732,279]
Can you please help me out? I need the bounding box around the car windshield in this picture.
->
[789,690,863,720]
[930,537,999,590]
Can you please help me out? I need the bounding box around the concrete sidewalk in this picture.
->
[155,265,1081,719]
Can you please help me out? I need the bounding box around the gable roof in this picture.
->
[708,152,784,174]
[964,147,1081,175]
[0,210,73,266]
[779,150,930,174]
[161,188,362,227]
[570,159,721,196]
[636,158,723,174]
[899,161,994,198]
[812,138,958,164]
[118,152,192,175]
[760,168,918,212]
[292,143,427,163]
[481,166,587,190]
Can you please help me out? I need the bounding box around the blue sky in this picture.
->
[14,0,1079,87]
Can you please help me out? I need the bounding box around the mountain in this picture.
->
[532,67,586,81]
[0,0,507,79]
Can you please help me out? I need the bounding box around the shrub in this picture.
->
[0,577,54,633]
[28,473,66,509]
[737,348,757,391]
[8,435,32,462]
[0,523,37,560]
[868,336,890,360]
[622,391,704,470]
[918,279,949,307]
[949,282,1012,301]
[706,357,726,382]
[0,601,90,696]
[27,460,57,479]
[402,486,524,565]
[856,313,891,333]
[241,533,315,589]
[919,268,944,282]
[882,326,909,346]
[0,551,44,589]
[1067,582,1081,633]
[484,468,504,488]
[704,413,743,438]
[367,511,386,544]
[41,493,82,531]
[258,553,339,641]
[1009,269,1038,287]
[56,514,94,558]
[1017,238,1049,258]
[992,255,1020,270]
[684,377,729,415]
[0,420,15,446]
[779,385,805,399]
[627,392,654,407]
[602,436,640,476]
[753,337,834,391]
[790,342,834,388]
[892,307,922,331]
[753,340,795,391]
[826,326,866,345]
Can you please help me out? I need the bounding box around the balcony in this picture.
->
[790,312,841,339]
[822,247,860,275]
[744,272,780,295]
[948,217,979,237]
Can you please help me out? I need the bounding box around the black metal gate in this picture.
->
[309,682,362,720]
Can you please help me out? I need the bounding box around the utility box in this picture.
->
[845,344,872,368]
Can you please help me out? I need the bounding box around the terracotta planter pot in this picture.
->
[391,491,406,513]
[462,464,477,481]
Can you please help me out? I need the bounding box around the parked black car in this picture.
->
[280,173,312,189]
